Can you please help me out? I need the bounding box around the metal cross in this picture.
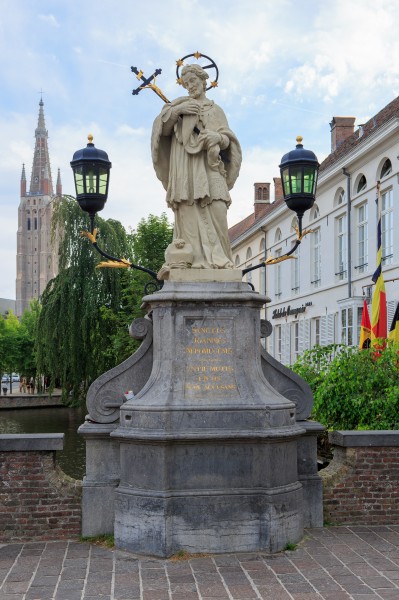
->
[131,66,170,103]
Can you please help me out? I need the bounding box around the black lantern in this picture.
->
[279,136,319,232]
[70,135,112,227]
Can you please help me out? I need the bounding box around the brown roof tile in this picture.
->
[320,95,399,172]
[228,198,284,242]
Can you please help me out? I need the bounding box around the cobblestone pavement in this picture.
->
[1,526,399,600]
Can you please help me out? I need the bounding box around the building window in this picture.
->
[356,203,368,273]
[314,318,320,346]
[246,247,252,261]
[335,188,345,206]
[336,214,347,280]
[275,325,282,362]
[311,228,321,288]
[357,175,367,193]
[294,322,299,358]
[275,228,282,243]
[291,243,300,294]
[341,307,353,345]
[311,205,320,221]
[260,267,266,295]
[381,188,393,265]
[235,254,240,267]
[27,218,31,231]
[275,249,282,297]
[380,159,392,179]
[34,217,38,230]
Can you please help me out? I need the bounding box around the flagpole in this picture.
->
[371,180,387,344]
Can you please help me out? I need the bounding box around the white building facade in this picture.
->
[229,97,399,364]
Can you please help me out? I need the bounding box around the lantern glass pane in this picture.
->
[290,168,303,193]
[282,168,291,195]
[85,168,97,194]
[303,167,315,194]
[74,166,84,195]
[99,168,108,195]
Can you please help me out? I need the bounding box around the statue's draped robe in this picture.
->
[152,97,242,269]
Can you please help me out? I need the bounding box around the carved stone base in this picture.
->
[111,281,309,556]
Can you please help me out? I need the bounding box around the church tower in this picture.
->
[16,100,61,317]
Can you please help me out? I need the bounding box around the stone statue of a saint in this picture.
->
[151,64,242,276]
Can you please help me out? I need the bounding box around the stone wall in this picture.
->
[0,394,64,409]
[321,431,399,525]
[0,434,81,542]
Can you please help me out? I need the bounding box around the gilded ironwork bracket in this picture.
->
[81,229,163,291]
[242,226,313,276]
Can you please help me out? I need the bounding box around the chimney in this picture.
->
[273,177,284,203]
[330,116,356,152]
[254,182,270,219]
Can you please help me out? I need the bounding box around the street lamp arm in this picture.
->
[242,225,313,276]
[81,229,161,283]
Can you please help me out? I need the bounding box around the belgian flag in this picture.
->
[359,300,371,349]
[388,302,399,343]
[371,182,387,344]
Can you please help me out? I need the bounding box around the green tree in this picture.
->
[99,213,173,364]
[35,198,172,404]
[0,311,20,379]
[131,213,173,270]
[16,300,41,384]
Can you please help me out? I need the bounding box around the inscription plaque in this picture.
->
[183,317,238,398]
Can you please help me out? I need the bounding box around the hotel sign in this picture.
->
[272,301,312,319]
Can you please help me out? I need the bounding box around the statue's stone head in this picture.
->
[181,64,209,92]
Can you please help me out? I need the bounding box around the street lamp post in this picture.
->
[243,136,319,276]
[70,135,161,291]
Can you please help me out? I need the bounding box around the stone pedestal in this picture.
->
[78,422,120,537]
[111,281,307,556]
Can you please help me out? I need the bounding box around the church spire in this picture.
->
[56,168,62,197]
[20,163,26,196]
[29,99,53,195]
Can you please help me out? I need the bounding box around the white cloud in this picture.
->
[38,14,60,28]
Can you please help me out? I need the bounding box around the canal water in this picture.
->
[0,406,86,480]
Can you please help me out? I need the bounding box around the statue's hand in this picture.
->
[201,130,223,148]
[178,100,200,116]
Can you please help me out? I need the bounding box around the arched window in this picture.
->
[337,189,345,205]
[246,247,252,261]
[274,228,282,243]
[27,218,31,231]
[291,216,299,231]
[310,205,320,221]
[257,188,262,200]
[235,254,240,267]
[380,159,392,179]
[357,175,367,193]
[262,187,268,200]
[259,238,265,253]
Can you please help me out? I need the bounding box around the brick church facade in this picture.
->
[16,100,61,317]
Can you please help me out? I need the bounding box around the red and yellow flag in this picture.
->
[388,302,399,344]
[359,300,371,349]
[371,182,387,344]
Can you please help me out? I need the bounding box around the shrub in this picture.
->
[292,343,399,430]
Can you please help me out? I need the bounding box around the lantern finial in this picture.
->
[296,135,303,145]
[88,133,94,145]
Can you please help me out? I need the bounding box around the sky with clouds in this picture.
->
[1,0,399,299]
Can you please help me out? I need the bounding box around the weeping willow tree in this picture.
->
[35,196,171,404]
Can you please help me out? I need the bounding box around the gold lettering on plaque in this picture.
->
[183,317,237,398]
